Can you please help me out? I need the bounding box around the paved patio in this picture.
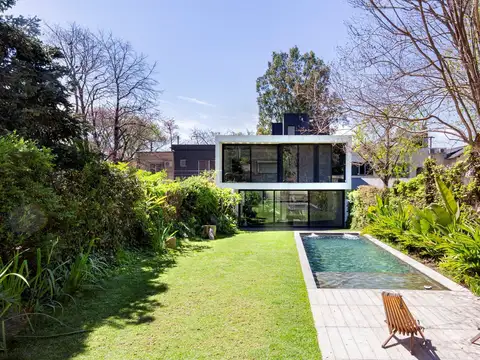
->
[295,232,480,360]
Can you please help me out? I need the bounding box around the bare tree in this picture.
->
[99,32,159,162]
[48,24,162,162]
[161,118,179,147]
[190,128,220,144]
[47,23,109,144]
[340,0,480,154]
[93,107,164,161]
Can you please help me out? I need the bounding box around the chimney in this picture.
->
[176,135,180,144]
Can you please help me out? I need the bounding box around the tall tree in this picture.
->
[47,23,109,144]
[353,111,424,187]
[341,0,480,156]
[47,24,162,162]
[0,0,81,148]
[256,46,341,134]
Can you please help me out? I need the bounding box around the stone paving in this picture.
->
[295,232,480,360]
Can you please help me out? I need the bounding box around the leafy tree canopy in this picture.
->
[0,0,82,150]
[256,46,340,135]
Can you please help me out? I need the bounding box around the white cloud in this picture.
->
[177,96,216,107]
[197,113,209,120]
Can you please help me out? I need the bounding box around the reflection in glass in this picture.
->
[223,145,250,182]
[318,144,332,182]
[332,144,346,183]
[251,145,277,182]
[275,191,308,226]
[309,191,343,227]
[298,145,315,182]
[240,191,274,226]
[282,145,298,182]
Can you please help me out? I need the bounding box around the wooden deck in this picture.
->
[310,288,480,360]
[295,232,480,360]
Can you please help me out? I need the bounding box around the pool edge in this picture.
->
[294,231,467,292]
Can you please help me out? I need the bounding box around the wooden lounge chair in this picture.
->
[381,291,426,354]
[471,327,480,344]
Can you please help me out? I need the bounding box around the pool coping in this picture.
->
[294,230,466,292]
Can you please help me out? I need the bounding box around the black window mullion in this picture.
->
[296,145,299,183]
[307,191,311,227]
[249,145,252,182]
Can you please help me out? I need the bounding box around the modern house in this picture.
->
[171,144,215,179]
[215,114,352,228]
[135,151,174,179]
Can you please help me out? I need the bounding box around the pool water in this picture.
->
[302,233,447,290]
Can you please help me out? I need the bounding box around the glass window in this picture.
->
[240,191,274,226]
[332,144,346,183]
[251,145,277,182]
[287,126,296,135]
[275,191,308,226]
[318,145,332,182]
[309,191,343,227]
[352,164,360,176]
[282,145,298,182]
[223,145,251,182]
[180,159,187,168]
[298,145,315,182]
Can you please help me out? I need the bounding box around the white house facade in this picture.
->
[215,130,352,228]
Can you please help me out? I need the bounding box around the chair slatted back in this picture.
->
[382,292,420,336]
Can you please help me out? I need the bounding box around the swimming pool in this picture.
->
[301,233,447,290]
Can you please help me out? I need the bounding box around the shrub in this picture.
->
[347,186,384,229]
[137,171,241,238]
[54,162,148,256]
[0,135,62,259]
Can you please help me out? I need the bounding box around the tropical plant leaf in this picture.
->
[435,176,459,220]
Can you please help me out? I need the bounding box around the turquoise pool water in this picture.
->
[302,233,447,290]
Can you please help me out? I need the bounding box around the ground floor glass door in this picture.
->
[239,190,344,228]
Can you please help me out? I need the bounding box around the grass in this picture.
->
[5,231,320,360]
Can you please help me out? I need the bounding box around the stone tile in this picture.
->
[327,327,350,359]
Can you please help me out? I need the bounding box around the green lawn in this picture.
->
[6,231,320,360]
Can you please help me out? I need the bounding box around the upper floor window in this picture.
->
[222,143,346,183]
[180,159,187,168]
[352,162,373,176]
[223,145,250,182]
[287,126,296,135]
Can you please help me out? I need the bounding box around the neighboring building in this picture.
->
[135,151,174,179]
[351,146,466,189]
[215,114,352,228]
[171,144,215,179]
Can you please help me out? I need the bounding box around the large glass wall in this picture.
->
[239,190,274,226]
[223,143,347,183]
[299,145,315,182]
[332,144,346,183]
[275,191,308,226]
[318,145,332,182]
[251,145,277,182]
[239,190,344,227]
[223,145,250,182]
[282,145,298,182]
[309,191,344,227]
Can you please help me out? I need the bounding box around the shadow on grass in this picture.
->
[2,242,210,360]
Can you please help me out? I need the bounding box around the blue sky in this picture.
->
[11,0,357,138]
